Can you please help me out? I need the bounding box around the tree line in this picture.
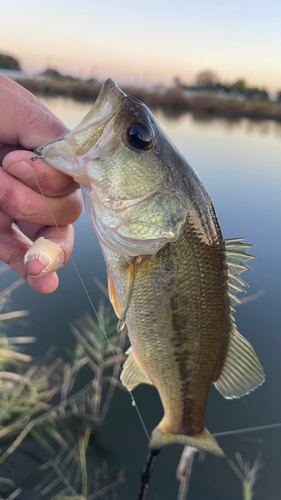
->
[1,53,280,102]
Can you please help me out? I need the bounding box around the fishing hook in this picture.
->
[29,154,44,161]
[29,136,65,162]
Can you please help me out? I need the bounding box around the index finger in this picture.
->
[3,150,78,197]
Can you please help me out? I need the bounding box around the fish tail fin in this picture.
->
[149,425,225,457]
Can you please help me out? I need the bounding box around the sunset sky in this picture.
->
[1,0,281,91]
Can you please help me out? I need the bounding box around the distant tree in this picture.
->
[196,70,218,88]
[245,87,269,101]
[277,91,281,102]
[40,68,81,82]
[0,53,21,70]
[173,76,182,88]
[232,79,246,89]
[85,78,97,85]
[40,68,62,79]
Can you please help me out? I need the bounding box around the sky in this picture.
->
[1,0,281,91]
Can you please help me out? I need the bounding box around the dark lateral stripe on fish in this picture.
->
[169,293,203,436]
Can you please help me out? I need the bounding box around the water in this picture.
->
[1,97,281,499]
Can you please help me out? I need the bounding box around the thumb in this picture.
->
[0,84,67,150]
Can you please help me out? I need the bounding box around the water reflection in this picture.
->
[1,97,280,500]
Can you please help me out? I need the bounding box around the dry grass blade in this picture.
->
[238,290,264,306]
[59,363,72,417]
[0,279,24,302]
[0,337,36,344]
[0,311,30,321]
[5,488,22,500]
[87,467,125,500]
[0,371,34,386]
[0,264,10,276]
[0,349,32,362]
[79,428,91,498]
[92,277,109,298]
[71,326,101,374]
[176,446,198,500]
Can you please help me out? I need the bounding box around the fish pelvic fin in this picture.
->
[121,347,154,391]
[214,325,265,399]
[149,425,224,457]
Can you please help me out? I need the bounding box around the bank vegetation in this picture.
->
[17,76,281,123]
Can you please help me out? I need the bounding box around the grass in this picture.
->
[229,452,262,500]
[0,272,127,499]
[0,273,264,499]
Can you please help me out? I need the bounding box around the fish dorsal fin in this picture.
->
[121,347,154,391]
[225,238,256,310]
[214,326,264,399]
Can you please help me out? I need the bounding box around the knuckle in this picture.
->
[0,182,21,218]
[17,101,46,129]
[0,179,36,221]
[66,192,83,223]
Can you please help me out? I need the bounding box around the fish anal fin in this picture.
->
[214,326,265,399]
[149,425,224,457]
[121,347,153,391]
[107,270,122,318]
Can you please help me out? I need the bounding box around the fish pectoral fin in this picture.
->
[214,326,265,399]
[117,259,137,333]
[107,270,122,318]
[149,425,224,457]
[120,347,153,391]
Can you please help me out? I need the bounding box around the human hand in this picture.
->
[0,75,82,293]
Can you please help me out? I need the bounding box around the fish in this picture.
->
[29,78,265,457]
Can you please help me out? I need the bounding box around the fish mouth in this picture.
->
[35,79,125,182]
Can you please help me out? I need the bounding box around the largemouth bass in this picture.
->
[30,79,264,456]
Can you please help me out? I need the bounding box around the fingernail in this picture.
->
[24,237,64,277]
[6,161,33,182]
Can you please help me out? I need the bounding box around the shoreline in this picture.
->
[17,78,281,123]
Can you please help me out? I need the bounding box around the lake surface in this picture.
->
[1,97,281,499]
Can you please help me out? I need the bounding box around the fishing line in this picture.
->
[213,422,281,438]
[28,155,150,442]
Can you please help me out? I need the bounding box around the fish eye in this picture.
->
[126,123,154,150]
